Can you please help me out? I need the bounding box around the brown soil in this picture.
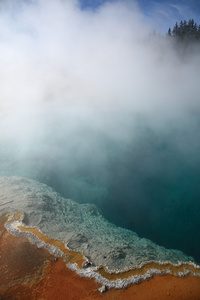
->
[0,215,200,300]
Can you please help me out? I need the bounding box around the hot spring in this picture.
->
[0,0,200,268]
[1,107,200,264]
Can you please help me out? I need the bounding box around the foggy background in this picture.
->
[0,0,200,262]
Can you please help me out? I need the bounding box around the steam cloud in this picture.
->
[1,0,200,262]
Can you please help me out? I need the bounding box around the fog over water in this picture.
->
[0,0,200,262]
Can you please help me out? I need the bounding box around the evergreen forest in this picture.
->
[168,19,200,42]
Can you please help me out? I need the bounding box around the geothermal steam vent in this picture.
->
[0,0,200,289]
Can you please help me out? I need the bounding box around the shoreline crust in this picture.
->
[3,211,200,292]
[0,176,195,271]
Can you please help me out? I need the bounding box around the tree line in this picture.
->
[168,19,200,41]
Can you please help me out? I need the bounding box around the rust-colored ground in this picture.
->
[0,215,200,300]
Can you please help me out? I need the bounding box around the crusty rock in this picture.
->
[0,176,194,271]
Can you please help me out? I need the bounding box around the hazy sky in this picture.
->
[0,0,200,147]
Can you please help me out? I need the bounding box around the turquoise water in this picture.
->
[1,110,200,264]
[0,176,195,270]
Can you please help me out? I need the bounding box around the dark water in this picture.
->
[1,111,200,264]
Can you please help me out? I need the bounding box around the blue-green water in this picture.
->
[1,110,200,264]
[0,0,200,270]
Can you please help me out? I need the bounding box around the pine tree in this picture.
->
[172,22,179,36]
[168,27,172,36]
[198,24,200,39]
[179,20,184,38]
[194,23,198,39]
[188,19,195,37]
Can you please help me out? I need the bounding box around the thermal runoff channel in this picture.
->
[0,0,200,264]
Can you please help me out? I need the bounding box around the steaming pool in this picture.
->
[1,108,200,271]
[1,0,200,292]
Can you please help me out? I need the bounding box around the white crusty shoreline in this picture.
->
[3,210,200,291]
[0,176,197,273]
